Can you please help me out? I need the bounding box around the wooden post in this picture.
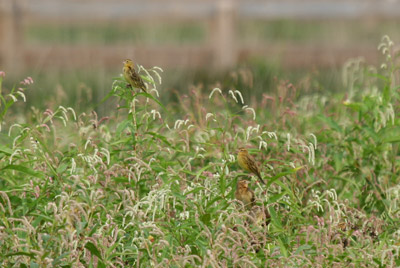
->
[0,0,22,72]
[211,0,236,69]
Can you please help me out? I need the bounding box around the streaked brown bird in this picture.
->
[122,59,147,93]
[237,147,265,185]
[249,206,271,227]
[235,180,255,209]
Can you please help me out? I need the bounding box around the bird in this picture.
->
[235,180,255,209]
[237,147,265,185]
[122,59,147,93]
[249,205,271,227]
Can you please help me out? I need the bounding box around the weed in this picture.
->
[0,37,400,267]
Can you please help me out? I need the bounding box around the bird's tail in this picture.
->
[257,173,266,185]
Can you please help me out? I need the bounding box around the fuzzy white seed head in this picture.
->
[209,88,222,99]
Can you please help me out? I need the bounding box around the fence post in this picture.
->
[0,0,22,72]
[211,0,236,69]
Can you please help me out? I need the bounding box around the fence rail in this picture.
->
[1,0,400,72]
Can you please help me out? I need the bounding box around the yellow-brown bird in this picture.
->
[122,59,147,93]
[249,206,271,226]
[235,180,255,209]
[237,147,265,185]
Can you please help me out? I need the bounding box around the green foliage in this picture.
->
[1,37,400,266]
[25,23,205,45]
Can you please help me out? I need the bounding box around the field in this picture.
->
[1,36,400,267]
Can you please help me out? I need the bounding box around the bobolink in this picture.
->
[249,206,271,226]
[237,147,265,185]
[123,59,147,93]
[235,180,255,209]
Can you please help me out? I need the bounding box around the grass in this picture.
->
[239,19,400,45]
[25,22,206,45]
[0,36,400,267]
[25,19,400,46]
[3,62,342,117]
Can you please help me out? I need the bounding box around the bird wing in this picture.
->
[248,155,265,184]
[131,68,147,92]
[247,155,260,176]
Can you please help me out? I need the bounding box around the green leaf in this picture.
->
[85,242,103,260]
[343,101,367,112]
[294,244,312,255]
[219,173,226,195]
[367,72,389,82]
[332,176,358,188]
[200,213,211,225]
[317,115,343,133]
[95,78,125,107]
[56,163,69,174]
[5,251,35,258]
[0,144,12,155]
[116,119,132,137]
[268,206,283,230]
[30,213,54,225]
[30,262,39,268]
[268,192,286,203]
[113,177,129,183]
[146,131,171,146]
[266,166,304,188]
[135,92,165,109]
[140,74,156,84]
[379,126,400,143]
[185,186,205,196]
[277,237,288,258]
[109,137,131,146]
[195,164,213,180]
[382,136,400,143]
[105,241,120,257]
[274,180,296,201]
[1,165,45,179]
[206,196,223,209]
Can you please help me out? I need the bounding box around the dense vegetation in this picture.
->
[0,36,399,267]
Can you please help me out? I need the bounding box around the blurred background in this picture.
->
[1,0,400,112]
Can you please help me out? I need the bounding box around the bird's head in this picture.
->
[123,59,134,67]
[237,180,249,190]
[238,147,248,154]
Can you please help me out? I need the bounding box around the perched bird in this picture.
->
[122,59,147,93]
[249,206,271,227]
[237,147,265,185]
[235,180,255,209]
